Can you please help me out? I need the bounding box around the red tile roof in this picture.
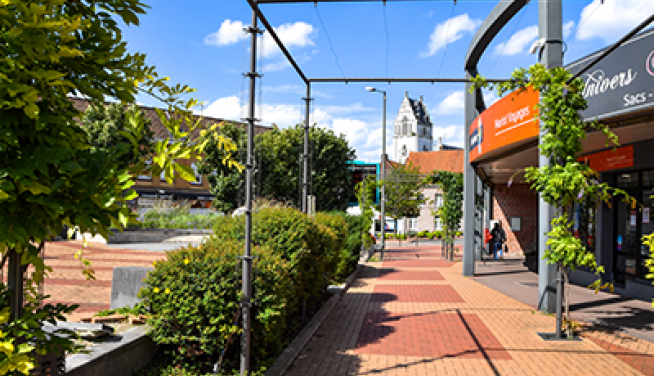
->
[405,150,464,174]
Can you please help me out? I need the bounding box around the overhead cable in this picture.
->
[485,0,528,77]
[314,4,346,78]
[436,1,457,79]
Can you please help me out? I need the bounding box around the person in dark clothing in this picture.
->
[490,221,506,260]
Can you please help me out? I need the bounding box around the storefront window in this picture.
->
[573,195,597,254]
[617,172,639,188]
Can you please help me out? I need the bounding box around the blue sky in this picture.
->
[122,0,654,162]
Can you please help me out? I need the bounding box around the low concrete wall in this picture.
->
[66,326,156,376]
[77,229,212,244]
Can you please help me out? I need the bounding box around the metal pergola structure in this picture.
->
[237,1,511,374]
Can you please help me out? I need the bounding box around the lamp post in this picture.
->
[366,87,386,259]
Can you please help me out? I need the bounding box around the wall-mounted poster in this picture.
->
[644,208,651,224]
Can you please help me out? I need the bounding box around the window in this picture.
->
[191,162,202,185]
[422,145,428,151]
[409,218,417,231]
[138,159,152,180]
[401,145,407,156]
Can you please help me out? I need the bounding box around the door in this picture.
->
[614,172,640,286]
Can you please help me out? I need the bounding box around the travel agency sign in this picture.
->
[469,86,539,162]
[568,29,654,120]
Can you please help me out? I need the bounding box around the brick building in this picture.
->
[464,28,654,300]
[71,98,272,211]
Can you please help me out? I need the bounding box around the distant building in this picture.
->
[392,92,433,164]
[70,98,272,211]
[405,148,463,233]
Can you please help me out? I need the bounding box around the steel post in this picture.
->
[537,0,562,316]
[302,84,312,213]
[380,92,386,261]
[241,10,260,375]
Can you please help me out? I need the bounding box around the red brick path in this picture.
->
[355,311,511,360]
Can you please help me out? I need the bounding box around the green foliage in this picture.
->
[355,175,378,248]
[198,123,246,213]
[255,124,356,211]
[210,206,344,312]
[140,240,290,373]
[417,231,428,238]
[0,0,243,372]
[318,211,363,281]
[472,64,627,329]
[129,207,222,230]
[80,103,154,171]
[382,162,425,222]
[425,171,463,245]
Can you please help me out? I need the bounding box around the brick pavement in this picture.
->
[35,241,166,321]
[284,244,653,376]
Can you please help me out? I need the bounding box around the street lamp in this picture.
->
[365,86,386,260]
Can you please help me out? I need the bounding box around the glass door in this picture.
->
[641,171,654,278]
[614,172,640,286]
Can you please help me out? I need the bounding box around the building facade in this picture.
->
[392,92,433,164]
[71,98,272,211]
[464,28,654,301]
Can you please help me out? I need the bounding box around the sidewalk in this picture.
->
[283,244,654,376]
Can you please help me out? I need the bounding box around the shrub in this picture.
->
[313,212,347,282]
[321,211,365,281]
[131,206,222,230]
[139,240,291,373]
[400,234,407,240]
[407,230,417,238]
[417,230,427,238]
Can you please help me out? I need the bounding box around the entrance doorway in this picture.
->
[614,170,654,286]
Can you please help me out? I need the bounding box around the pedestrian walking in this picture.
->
[490,221,506,260]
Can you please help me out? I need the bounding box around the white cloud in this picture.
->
[205,20,317,59]
[433,125,463,148]
[563,20,575,39]
[422,14,482,57]
[433,92,464,115]
[200,96,384,160]
[494,25,538,56]
[576,0,654,42]
[204,19,246,46]
[202,95,243,120]
[261,22,316,58]
[262,84,333,99]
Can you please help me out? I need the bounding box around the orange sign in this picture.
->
[579,145,634,172]
[469,87,540,162]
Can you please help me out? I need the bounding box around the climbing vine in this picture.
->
[424,171,463,260]
[356,175,378,248]
[472,64,632,335]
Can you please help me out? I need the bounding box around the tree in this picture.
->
[256,124,356,212]
[381,162,425,239]
[0,1,240,373]
[473,64,625,337]
[425,171,463,261]
[198,122,246,213]
[80,103,154,171]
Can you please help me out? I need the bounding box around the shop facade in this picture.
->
[464,27,654,301]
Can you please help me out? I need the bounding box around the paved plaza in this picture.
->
[36,241,654,375]
[284,245,654,376]
[40,241,166,321]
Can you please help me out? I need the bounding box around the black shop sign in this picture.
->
[567,29,654,121]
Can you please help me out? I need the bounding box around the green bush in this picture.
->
[130,206,221,230]
[321,211,365,281]
[400,233,407,240]
[139,240,291,373]
[417,230,427,238]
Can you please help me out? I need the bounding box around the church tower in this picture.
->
[392,91,433,163]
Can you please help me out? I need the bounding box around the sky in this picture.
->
[121,0,654,163]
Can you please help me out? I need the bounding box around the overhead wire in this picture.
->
[383,2,390,78]
[314,4,346,78]
[564,0,603,46]
[485,0,528,77]
[436,1,457,79]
